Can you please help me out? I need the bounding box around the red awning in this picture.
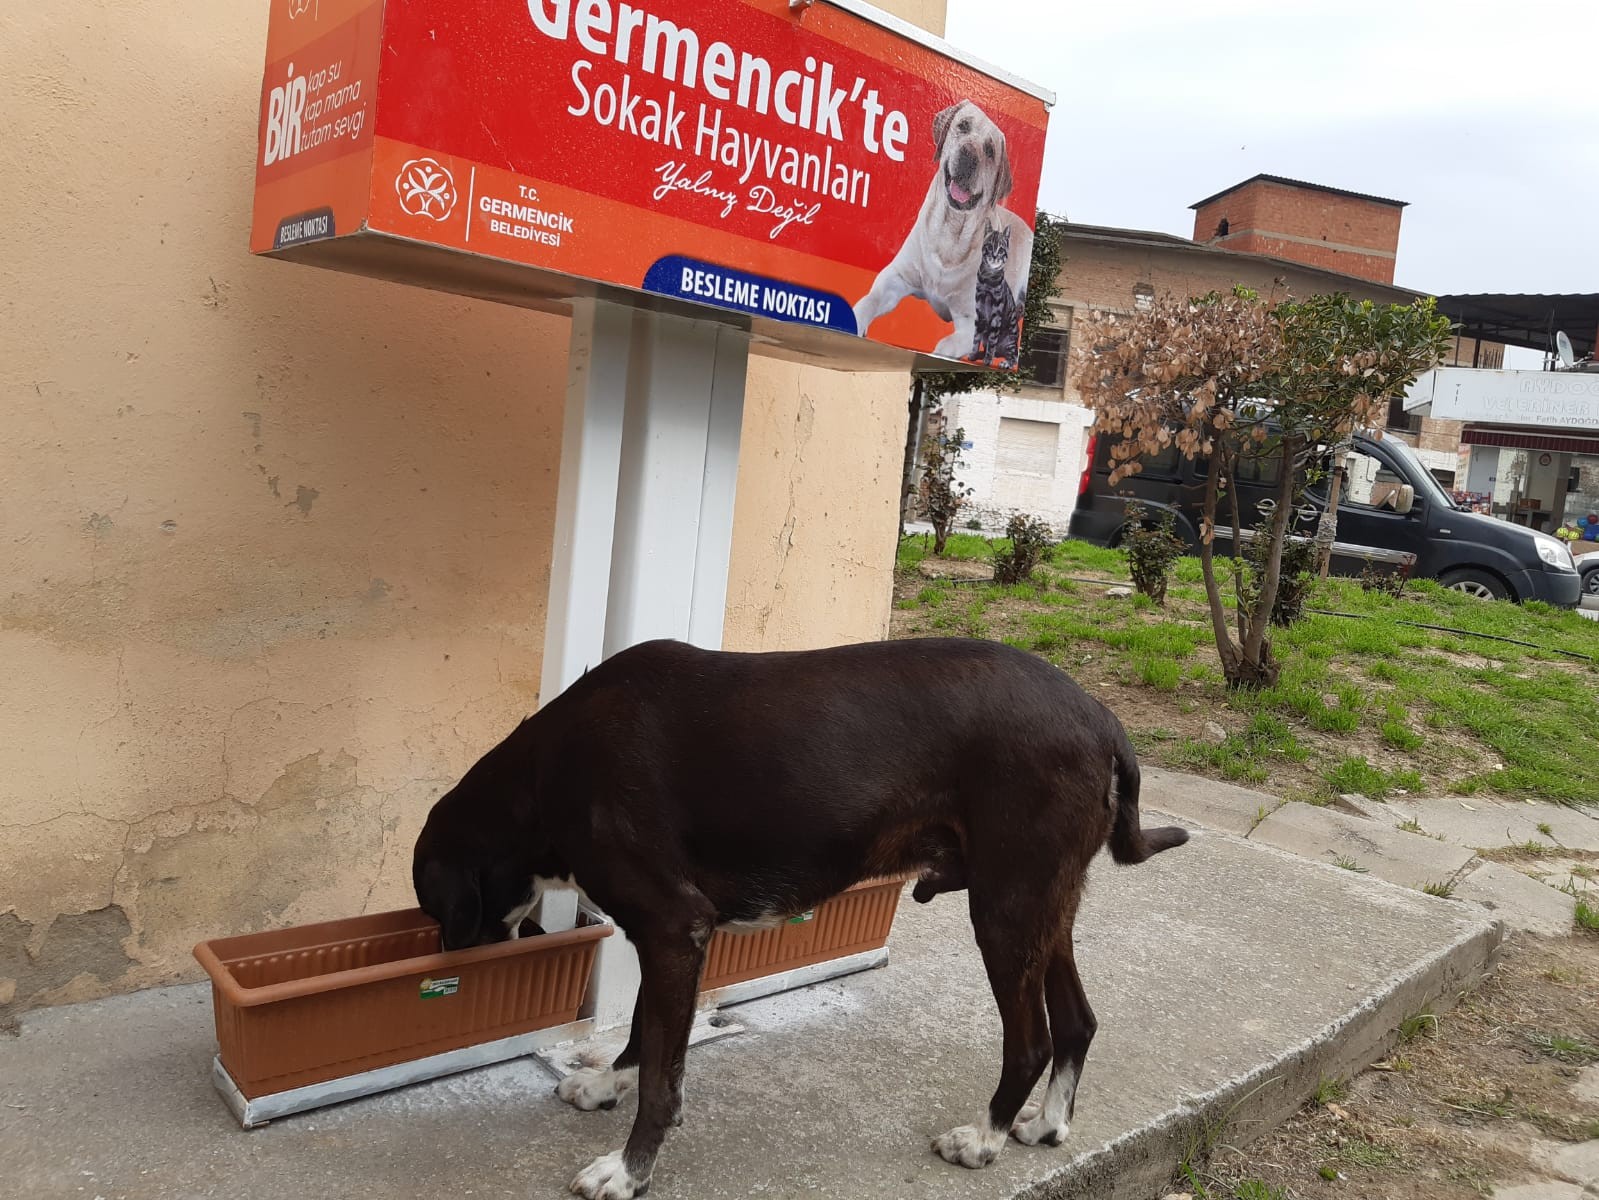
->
[1461,426,1599,455]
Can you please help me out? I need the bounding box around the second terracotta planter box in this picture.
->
[700,876,908,993]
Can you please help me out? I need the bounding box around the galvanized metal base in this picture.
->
[533,1010,747,1082]
[532,947,889,1083]
[213,1015,595,1129]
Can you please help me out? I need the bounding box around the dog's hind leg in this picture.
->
[557,988,642,1113]
[932,903,1051,1169]
[570,902,713,1200]
[1013,939,1094,1147]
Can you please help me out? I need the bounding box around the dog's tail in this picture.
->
[1107,728,1189,865]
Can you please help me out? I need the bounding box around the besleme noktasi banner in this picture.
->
[252,0,1053,367]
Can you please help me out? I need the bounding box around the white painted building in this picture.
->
[947,390,1094,535]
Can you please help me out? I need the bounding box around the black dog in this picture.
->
[413,637,1187,1199]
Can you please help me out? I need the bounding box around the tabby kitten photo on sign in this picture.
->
[969,223,1021,367]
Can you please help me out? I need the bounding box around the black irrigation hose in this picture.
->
[1304,609,1594,662]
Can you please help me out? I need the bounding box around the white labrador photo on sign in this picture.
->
[853,100,1033,359]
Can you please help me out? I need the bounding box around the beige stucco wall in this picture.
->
[1,0,940,1020]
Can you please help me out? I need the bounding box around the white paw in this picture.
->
[556,1066,638,1112]
[569,1151,644,1200]
[932,1123,1005,1169]
[1011,1104,1068,1147]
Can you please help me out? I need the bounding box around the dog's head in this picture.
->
[931,100,1013,214]
[412,817,540,951]
[412,745,548,951]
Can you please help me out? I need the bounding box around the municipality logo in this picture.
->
[396,157,458,221]
[287,0,315,18]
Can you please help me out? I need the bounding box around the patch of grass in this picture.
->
[1397,818,1425,834]
[1380,719,1424,751]
[1231,1181,1288,1200]
[1422,880,1456,899]
[1339,1137,1401,1169]
[1482,839,1562,862]
[1330,853,1368,873]
[1399,1009,1438,1042]
[1576,895,1599,934]
[1167,711,1306,785]
[1311,1076,1348,1106]
[1526,1031,1599,1063]
[1137,655,1182,692]
[1388,768,1423,793]
[1324,756,1388,799]
[1049,538,1128,574]
[1537,821,1554,837]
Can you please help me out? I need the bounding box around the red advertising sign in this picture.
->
[252,0,1053,369]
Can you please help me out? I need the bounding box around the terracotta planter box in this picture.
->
[700,877,909,994]
[194,905,610,1123]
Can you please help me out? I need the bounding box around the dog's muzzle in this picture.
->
[944,151,983,212]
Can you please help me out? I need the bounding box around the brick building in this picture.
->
[948,176,1490,533]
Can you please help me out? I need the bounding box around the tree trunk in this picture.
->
[1197,453,1244,680]
[1224,448,1247,641]
[1239,435,1301,685]
[1317,451,1346,579]
[899,379,926,536]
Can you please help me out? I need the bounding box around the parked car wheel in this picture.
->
[1440,568,1510,601]
[1582,561,1599,596]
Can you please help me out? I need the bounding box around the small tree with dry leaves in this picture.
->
[1075,288,1451,688]
[916,409,975,555]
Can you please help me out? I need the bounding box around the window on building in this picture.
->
[1386,395,1421,434]
[1215,218,1230,237]
[1023,327,1069,390]
[995,418,1060,478]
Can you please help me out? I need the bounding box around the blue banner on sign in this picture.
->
[643,256,858,336]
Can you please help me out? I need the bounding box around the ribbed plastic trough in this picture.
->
[195,878,909,1126]
[194,906,611,1127]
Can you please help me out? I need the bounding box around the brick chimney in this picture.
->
[1190,174,1407,284]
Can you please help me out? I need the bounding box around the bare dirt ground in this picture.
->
[1180,933,1599,1199]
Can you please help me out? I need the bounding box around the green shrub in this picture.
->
[993,514,1053,585]
[1124,503,1184,606]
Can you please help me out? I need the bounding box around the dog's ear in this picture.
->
[932,103,961,161]
[419,859,482,952]
[995,136,1014,201]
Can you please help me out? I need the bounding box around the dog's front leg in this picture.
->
[934,315,978,360]
[852,269,913,336]
[570,915,710,1200]
[558,989,643,1112]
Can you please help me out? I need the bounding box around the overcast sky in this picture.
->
[946,0,1599,303]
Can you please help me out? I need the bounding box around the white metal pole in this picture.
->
[603,312,720,653]
[688,327,750,649]
[535,299,631,936]
[583,310,750,1029]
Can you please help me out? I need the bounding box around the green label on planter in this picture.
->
[787,911,815,925]
[420,975,460,999]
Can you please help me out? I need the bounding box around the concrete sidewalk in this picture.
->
[0,812,1499,1200]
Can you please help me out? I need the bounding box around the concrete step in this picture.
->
[0,816,1500,1200]
[1146,769,1580,936]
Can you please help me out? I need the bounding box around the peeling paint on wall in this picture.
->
[0,906,135,1027]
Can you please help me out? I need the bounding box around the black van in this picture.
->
[1068,429,1582,608]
